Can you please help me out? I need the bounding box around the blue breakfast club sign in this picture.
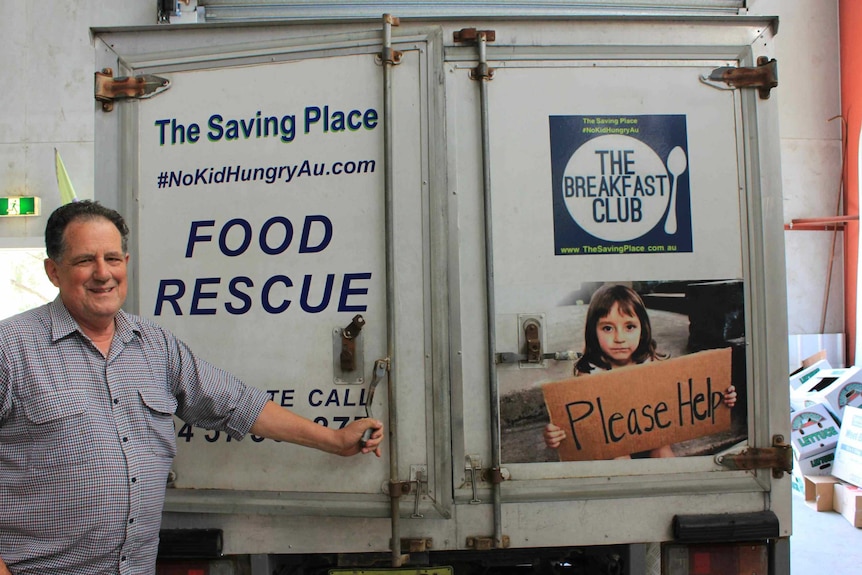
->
[549,115,693,256]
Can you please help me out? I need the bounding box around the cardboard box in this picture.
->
[833,482,862,528]
[790,402,841,460]
[803,475,840,511]
[790,382,821,412]
[795,366,862,421]
[792,462,805,496]
[833,406,862,487]
[796,449,836,476]
[790,359,832,391]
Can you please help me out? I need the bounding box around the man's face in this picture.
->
[44,217,129,330]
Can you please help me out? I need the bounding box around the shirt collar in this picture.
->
[48,296,140,345]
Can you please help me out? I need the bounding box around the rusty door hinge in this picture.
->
[95,68,170,111]
[715,435,792,478]
[702,56,778,99]
[379,13,403,65]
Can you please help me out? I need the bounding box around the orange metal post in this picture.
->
[840,0,862,365]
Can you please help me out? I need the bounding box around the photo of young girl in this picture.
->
[542,284,737,459]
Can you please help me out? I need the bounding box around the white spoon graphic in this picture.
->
[665,146,687,235]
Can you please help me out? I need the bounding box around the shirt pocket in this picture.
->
[138,387,178,459]
[22,391,94,470]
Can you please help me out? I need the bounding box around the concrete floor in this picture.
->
[791,489,862,573]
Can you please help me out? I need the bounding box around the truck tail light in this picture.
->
[663,542,769,575]
[156,562,209,575]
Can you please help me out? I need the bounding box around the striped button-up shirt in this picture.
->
[0,298,269,574]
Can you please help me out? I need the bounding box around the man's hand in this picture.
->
[338,418,384,457]
[0,556,12,575]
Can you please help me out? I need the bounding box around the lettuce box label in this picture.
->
[790,402,840,460]
[542,348,731,460]
[549,115,693,256]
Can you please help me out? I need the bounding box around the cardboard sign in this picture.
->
[542,348,732,460]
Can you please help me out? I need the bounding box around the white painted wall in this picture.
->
[0,1,153,246]
[748,0,844,337]
[0,0,843,337]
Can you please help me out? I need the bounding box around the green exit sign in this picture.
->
[0,196,40,216]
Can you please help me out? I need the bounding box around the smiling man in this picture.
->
[44,211,130,354]
[0,200,384,575]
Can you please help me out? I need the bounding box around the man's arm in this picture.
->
[1,366,11,574]
[250,401,384,457]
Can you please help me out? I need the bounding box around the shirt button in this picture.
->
[114,398,119,405]
[131,477,137,483]
[121,556,127,562]
[129,518,135,524]
[123,437,129,442]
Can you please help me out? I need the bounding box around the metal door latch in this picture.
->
[333,315,365,384]
[496,316,578,366]
[524,319,542,363]
[340,314,366,372]
[410,465,427,518]
[463,457,509,503]
[465,456,483,503]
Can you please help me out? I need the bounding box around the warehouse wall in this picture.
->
[0,1,154,246]
[749,0,844,339]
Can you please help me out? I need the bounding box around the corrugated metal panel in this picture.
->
[197,1,748,22]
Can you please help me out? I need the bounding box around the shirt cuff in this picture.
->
[226,385,270,440]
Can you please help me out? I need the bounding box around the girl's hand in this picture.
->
[543,423,566,449]
[723,385,737,408]
[650,444,676,458]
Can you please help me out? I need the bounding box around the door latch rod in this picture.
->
[360,358,388,446]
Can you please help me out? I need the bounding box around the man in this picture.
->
[0,201,384,574]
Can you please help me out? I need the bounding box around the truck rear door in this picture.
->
[94,13,789,572]
[443,16,789,563]
[95,24,445,552]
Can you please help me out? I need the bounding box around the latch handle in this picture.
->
[466,456,483,504]
[340,314,366,372]
[360,359,388,446]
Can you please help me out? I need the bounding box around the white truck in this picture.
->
[93,5,791,574]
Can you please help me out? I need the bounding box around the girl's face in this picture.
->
[596,302,642,367]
